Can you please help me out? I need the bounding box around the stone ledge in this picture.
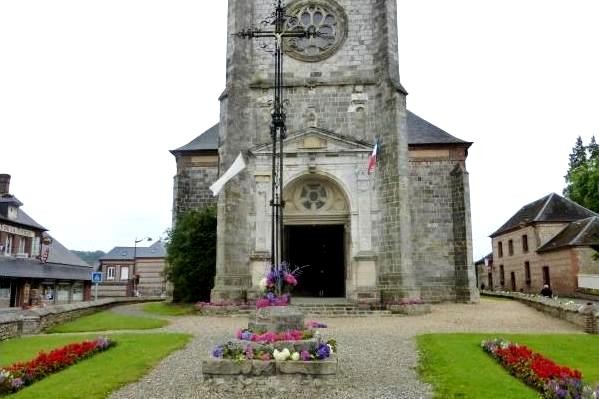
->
[481,291,598,333]
[202,357,338,377]
[387,303,432,315]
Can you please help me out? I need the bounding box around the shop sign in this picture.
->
[0,224,35,238]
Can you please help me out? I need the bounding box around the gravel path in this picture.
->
[108,298,580,399]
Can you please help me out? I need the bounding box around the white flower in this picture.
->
[291,352,300,361]
[259,278,268,290]
[327,344,334,354]
[273,348,291,361]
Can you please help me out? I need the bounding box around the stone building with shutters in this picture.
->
[488,193,599,295]
[97,241,167,298]
[0,174,92,308]
[171,0,478,304]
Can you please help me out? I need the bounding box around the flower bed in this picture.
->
[212,339,336,362]
[482,338,599,398]
[0,337,114,395]
[236,328,314,343]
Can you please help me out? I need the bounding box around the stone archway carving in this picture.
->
[284,174,349,224]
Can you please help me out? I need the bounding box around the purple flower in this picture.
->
[11,378,24,390]
[241,331,253,341]
[315,343,330,360]
[266,292,276,301]
[212,345,224,358]
[300,350,311,361]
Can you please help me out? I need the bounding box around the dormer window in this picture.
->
[7,206,17,220]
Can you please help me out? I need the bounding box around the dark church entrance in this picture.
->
[285,225,345,297]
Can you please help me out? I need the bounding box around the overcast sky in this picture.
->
[1,1,598,260]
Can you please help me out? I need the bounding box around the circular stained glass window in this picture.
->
[285,0,348,62]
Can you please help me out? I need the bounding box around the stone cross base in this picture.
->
[248,306,305,333]
[202,356,338,378]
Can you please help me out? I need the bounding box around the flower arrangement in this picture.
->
[257,262,307,309]
[235,328,314,343]
[482,338,598,398]
[212,340,335,362]
[0,337,114,395]
[305,321,328,329]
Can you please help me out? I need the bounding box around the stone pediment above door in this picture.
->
[250,128,372,156]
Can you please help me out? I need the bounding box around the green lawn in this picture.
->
[417,333,599,399]
[1,333,191,399]
[142,301,196,316]
[47,310,168,333]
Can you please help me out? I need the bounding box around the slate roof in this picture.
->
[0,258,92,280]
[406,111,471,146]
[171,111,470,154]
[0,208,47,231]
[537,217,599,253]
[170,124,219,154]
[0,235,91,280]
[46,236,90,267]
[100,241,166,261]
[474,253,493,266]
[490,193,597,238]
[0,194,23,206]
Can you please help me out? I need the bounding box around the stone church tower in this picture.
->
[171,0,478,304]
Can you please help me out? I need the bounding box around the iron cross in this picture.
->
[236,0,317,273]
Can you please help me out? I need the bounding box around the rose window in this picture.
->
[300,184,328,210]
[285,0,347,62]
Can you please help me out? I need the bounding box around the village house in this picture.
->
[488,193,599,295]
[0,174,92,308]
[97,241,167,298]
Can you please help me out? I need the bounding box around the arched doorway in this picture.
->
[283,174,350,298]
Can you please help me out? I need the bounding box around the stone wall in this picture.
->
[0,298,159,341]
[482,291,598,333]
[172,165,218,222]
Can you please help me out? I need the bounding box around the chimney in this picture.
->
[0,174,11,195]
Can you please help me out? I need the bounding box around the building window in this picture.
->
[525,262,531,286]
[500,265,505,286]
[57,285,70,303]
[0,279,10,299]
[120,266,129,281]
[522,235,529,252]
[32,237,40,257]
[72,284,83,301]
[18,237,25,254]
[508,240,514,256]
[510,272,516,291]
[487,273,494,291]
[498,242,503,258]
[107,266,116,281]
[542,266,551,287]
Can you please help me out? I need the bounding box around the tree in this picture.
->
[589,135,599,160]
[567,158,599,212]
[72,250,106,266]
[165,207,217,303]
[564,136,589,197]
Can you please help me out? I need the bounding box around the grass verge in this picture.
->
[1,333,191,399]
[417,333,599,399]
[47,310,167,333]
[142,302,196,316]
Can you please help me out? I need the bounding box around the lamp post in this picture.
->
[133,237,152,297]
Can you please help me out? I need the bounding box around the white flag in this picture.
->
[209,152,247,196]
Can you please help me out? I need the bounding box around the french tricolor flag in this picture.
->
[367,139,379,175]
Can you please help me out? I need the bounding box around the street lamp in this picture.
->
[133,237,152,296]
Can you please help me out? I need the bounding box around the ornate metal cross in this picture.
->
[236,0,317,271]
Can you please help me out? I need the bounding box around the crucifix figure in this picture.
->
[236,0,319,276]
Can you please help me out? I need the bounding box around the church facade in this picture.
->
[171,0,478,304]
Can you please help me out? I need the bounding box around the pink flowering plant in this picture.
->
[235,328,314,343]
[257,262,307,309]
